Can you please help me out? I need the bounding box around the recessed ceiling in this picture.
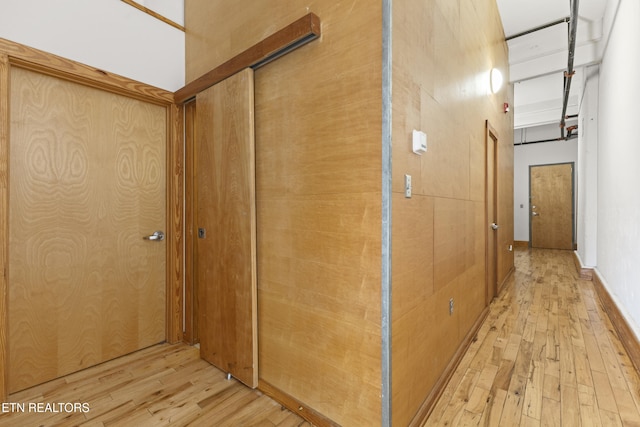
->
[496,0,610,131]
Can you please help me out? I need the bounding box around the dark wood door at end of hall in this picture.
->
[530,163,574,250]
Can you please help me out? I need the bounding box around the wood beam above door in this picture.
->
[174,13,321,104]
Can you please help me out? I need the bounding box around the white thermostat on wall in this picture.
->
[412,129,427,155]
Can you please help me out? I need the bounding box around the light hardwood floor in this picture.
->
[3,248,639,426]
[0,344,310,427]
[424,248,640,426]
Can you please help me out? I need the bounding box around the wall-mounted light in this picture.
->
[490,68,503,94]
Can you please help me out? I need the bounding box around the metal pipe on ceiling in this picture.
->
[514,133,578,146]
[560,0,580,139]
[505,17,570,41]
[514,123,578,146]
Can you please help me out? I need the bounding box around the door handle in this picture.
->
[143,230,165,241]
[532,212,539,216]
[491,223,499,230]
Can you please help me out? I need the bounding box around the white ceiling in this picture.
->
[496,0,611,132]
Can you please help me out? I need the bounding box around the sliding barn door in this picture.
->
[195,69,258,388]
[9,67,167,392]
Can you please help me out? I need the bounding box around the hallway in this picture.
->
[2,248,639,426]
[424,248,640,426]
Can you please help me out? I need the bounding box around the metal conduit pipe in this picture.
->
[505,17,570,41]
[514,134,579,146]
[560,0,580,139]
[515,126,578,146]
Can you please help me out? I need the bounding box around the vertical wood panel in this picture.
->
[253,14,382,424]
[0,54,9,401]
[183,100,197,345]
[196,69,257,388]
[166,102,183,344]
[9,67,167,392]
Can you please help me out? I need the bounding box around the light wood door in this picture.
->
[8,67,167,392]
[486,123,498,303]
[195,68,257,388]
[530,163,574,250]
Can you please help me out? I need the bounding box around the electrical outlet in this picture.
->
[449,298,454,315]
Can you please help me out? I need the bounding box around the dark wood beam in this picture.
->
[174,13,321,104]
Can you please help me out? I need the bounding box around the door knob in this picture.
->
[491,223,499,230]
[532,212,539,216]
[143,230,165,241]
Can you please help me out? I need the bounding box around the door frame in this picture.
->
[0,39,183,400]
[485,121,499,305]
[528,162,575,249]
[183,100,198,345]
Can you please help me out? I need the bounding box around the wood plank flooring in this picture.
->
[424,248,640,426]
[3,248,639,426]
[0,344,310,427]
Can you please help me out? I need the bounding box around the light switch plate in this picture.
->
[404,174,412,198]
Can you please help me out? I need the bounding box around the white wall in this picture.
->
[513,136,578,242]
[576,66,599,268]
[0,0,184,91]
[596,0,640,339]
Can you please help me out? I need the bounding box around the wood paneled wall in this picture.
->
[390,0,514,425]
[186,2,383,426]
[186,1,513,425]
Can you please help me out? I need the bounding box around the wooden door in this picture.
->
[530,163,574,250]
[486,122,498,303]
[195,69,258,388]
[9,67,167,392]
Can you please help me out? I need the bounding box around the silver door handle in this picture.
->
[532,212,539,216]
[143,230,165,241]
[491,223,499,230]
